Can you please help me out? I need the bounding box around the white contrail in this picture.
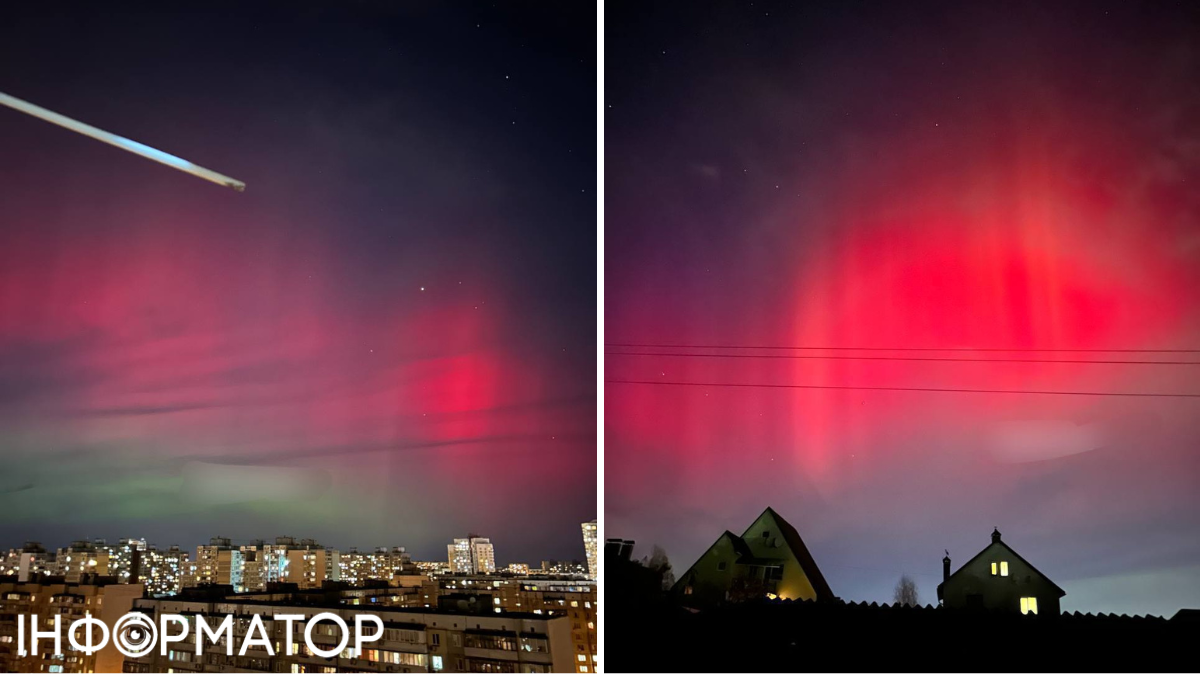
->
[0,90,245,192]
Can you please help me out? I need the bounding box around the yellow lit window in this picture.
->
[1021,597,1038,615]
[1000,561,1009,576]
[991,562,997,575]
[577,655,587,662]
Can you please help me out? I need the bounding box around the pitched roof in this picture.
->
[671,530,745,593]
[937,536,1066,598]
[673,508,835,602]
[745,507,835,601]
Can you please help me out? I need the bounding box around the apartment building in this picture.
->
[582,521,598,580]
[340,547,414,587]
[428,575,597,673]
[142,545,190,597]
[98,538,148,583]
[122,595,574,673]
[447,537,495,575]
[54,540,109,583]
[0,577,144,674]
[283,539,341,590]
[186,537,244,590]
[2,542,54,581]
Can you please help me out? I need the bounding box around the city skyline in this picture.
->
[1,526,596,570]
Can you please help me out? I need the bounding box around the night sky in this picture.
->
[606,0,1200,616]
[0,1,596,563]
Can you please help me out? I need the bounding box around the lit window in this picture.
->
[580,668,589,673]
[432,655,443,671]
[990,562,997,576]
[1020,597,1038,615]
[1000,561,1009,577]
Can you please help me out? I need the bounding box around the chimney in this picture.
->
[991,527,1002,545]
[604,538,622,558]
[942,550,951,583]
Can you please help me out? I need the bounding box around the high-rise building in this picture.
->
[339,547,370,585]
[187,536,244,590]
[3,542,53,581]
[124,591,575,673]
[448,536,496,574]
[0,578,144,673]
[339,546,414,586]
[282,538,340,589]
[582,520,598,579]
[259,537,292,588]
[99,537,147,582]
[239,540,266,591]
[426,574,598,673]
[141,545,189,596]
[373,546,415,579]
[55,539,108,583]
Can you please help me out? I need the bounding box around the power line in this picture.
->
[606,351,1200,366]
[606,342,1200,354]
[606,379,1200,399]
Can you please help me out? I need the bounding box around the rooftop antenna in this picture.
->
[0,90,245,192]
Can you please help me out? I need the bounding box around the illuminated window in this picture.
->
[1000,561,1009,576]
[990,562,996,575]
[431,655,443,671]
[1020,597,1038,615]
[578,655,587,662]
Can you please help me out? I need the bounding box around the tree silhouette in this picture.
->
[643,544,675,590]
[893,575,919,607]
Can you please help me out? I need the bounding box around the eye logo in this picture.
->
[113,613,158,657]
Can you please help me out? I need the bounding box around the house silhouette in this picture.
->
[671,506,834,607]
[939,527,1065,615]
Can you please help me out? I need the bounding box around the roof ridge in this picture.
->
[742,506,835,601]
[940,537,1065,597]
